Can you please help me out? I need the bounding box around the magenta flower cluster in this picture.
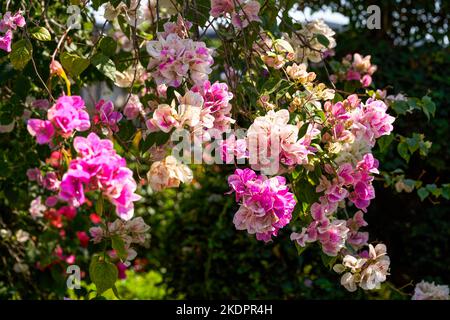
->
[291,154,378,256]
[94,99,123,133]
[290,94,395,256]
[59,133,141,220]
[27,96,90,145]
[0,11,25,52]
[228,168,296,242]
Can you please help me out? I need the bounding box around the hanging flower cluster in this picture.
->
[227,168,296,242]
[332,244,391,292]
[246,109,320,174]
[146,22,214,88]
[210,0,261,29]
[10,0,441,298]
[191,80,235,136]
[330,53,377,88]
[412,281,449,300]
[93,99,123,134]
[147,155,193,192]
[59,133,141,220]
[90,217,150,265]
[284,19,336,64]
[27,96,90,145]
[217,14,396,291]
[253,33,295,70]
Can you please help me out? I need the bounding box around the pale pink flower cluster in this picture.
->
[220,133,248,163]
[59,133,141,220]
[228,168,296,242]
[291,219,349,257]
[346,210,369,249]
[331,53,377,88]
[191,80,235,135]
[253,34,294,69]
[159,15,193,39]
[0,11,25,52]
[27,96,90,145]
[146,27,213,87]
[324,94,395,153]
[289,93,395,290]
[246,109,319,174]
[90,216,149,245]
[123,94,143,120]
[286,63,317,84]
[210,0,261,29]
[412,281,449,300]
[27,168,43,185]
[90,217,150,265]
[42,172,61,192]
[284,19,336,64]
[29,196,46,220]
[357,98,396,143]
[291,154,378,255]
[147,155,193,192]
[333,244,390,292]
[145,91,203,133]
[289,95,394,259]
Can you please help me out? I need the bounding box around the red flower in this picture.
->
[76,231,90,248]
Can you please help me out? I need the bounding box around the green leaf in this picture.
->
[397,140,410,162]
[275,82,293,102]
[95,195,104,216]
[30,27,52,41]
[92,0,110,10]
[92,53,117,81]
[315,34,330,47]
[141,131,171,152]
[298,122,309,139]
[98,37,117,56]
[405,135,420,153]
[261,78,287,96]
[291,166,302,180]
[426,184,441,197]
[9,39,32,70]
[89,256,118,295]
[417,187,429,201]
[294,242,308,256]
[117,15,131,38]
[441,184,450,200]
[377,134,394,153]
[390,100,409,115]
[112,285,121,300]
[418,140,432,157]
[421,96,436,120]
[111,235,128,261]
[320,252,338,270]
[60,52,90,78]
[332,92,344,103]
[293,175,319,205]
[403,179,416,191]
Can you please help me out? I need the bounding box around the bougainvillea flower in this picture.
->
[27,119,55,144]
[0,29,12,52]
